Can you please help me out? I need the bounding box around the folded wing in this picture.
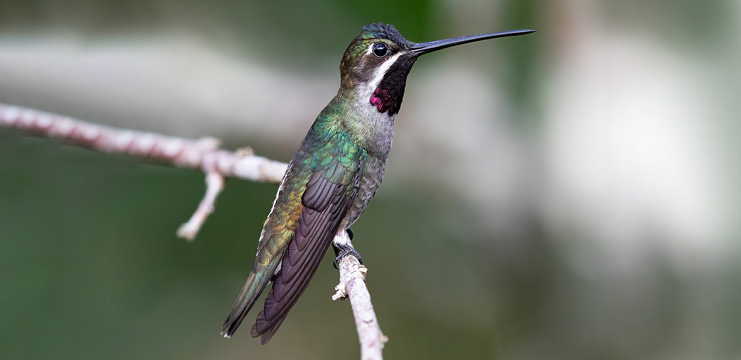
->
[251,161,361,344]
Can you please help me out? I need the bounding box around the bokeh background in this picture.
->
[1,1,739,359]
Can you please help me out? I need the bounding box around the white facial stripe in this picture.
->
[368,52,403,90]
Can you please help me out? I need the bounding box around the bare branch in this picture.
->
[1,103,386,358]
[333,232,387,360]
[0,103,288,183]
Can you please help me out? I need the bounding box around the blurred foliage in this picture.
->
[0,0,434,67]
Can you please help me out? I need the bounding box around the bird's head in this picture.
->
[338,23,534,115]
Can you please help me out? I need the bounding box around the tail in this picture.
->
[221,255,282,338]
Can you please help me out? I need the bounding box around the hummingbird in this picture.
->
[221,23,534,344]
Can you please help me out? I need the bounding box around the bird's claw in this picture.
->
[333,244,362,269]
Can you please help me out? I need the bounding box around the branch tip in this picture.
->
[176,172,225,241]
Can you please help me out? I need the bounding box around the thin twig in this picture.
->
[333,232,387,360]
[177,171,225,241]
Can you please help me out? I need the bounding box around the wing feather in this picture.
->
[251,166,360,344]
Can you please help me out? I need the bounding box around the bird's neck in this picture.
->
[318,86,396,158]
[337,80,405,118]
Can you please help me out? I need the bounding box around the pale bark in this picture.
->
[333,232,387,360]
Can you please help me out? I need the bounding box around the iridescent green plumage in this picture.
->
[222,106,366,343]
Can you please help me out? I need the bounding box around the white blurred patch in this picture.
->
[542,28,729,272]
[0,35,337,144]
[392,62,530,233]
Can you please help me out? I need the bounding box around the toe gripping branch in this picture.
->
[333,228,362,269]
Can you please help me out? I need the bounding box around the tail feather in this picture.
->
[221,256,281,338]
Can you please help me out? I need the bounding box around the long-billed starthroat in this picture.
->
[221,22,534,344]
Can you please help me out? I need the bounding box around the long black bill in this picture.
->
[411,29,535,56]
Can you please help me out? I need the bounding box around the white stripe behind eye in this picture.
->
[368,52,403,90]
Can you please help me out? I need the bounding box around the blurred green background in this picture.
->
[1,1,739,359]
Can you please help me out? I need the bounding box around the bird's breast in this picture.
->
[344,154,388,227]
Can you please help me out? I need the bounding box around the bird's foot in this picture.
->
[332,239,363,270]
[333,246,363,269]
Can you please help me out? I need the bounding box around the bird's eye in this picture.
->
[372,43,388,57]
